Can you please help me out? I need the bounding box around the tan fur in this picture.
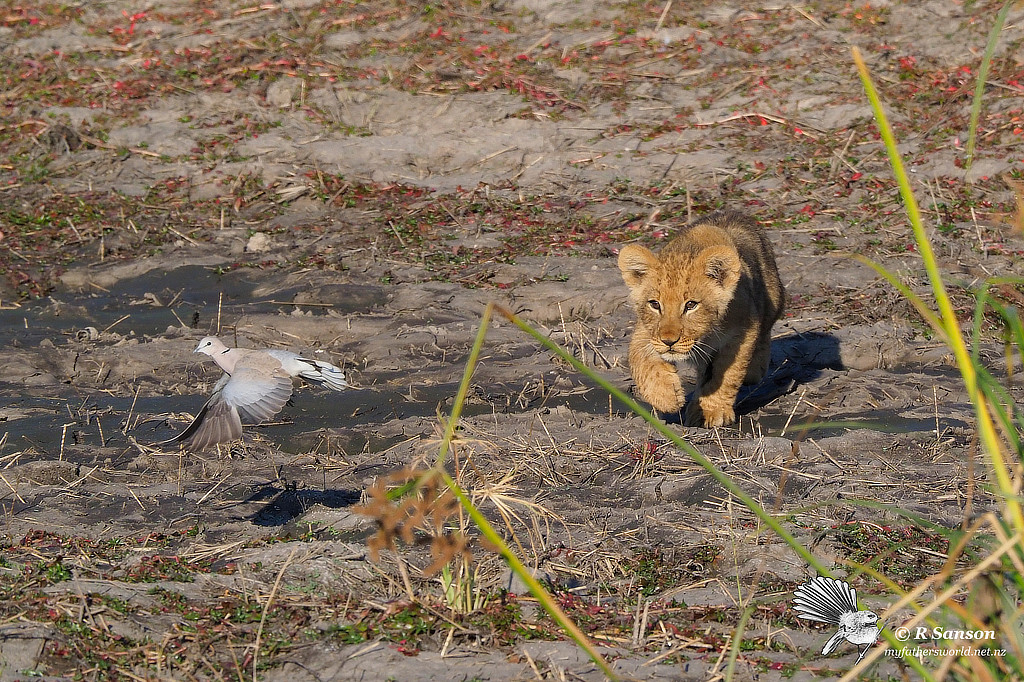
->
[618,211,785,427]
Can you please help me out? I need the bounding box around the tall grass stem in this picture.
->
[965,0,1014,171]
[852,46,1023,533]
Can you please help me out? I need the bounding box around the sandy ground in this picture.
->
[1,0,1023,680]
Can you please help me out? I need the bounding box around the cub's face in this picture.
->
[618,243,740,360]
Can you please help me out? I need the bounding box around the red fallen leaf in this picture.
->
[850,172,862,181]
[430,25,444,38]
[799,205,816,216]
[662,622,683,637]
[122,9,146,35]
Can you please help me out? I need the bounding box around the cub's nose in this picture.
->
[660,335,680,348]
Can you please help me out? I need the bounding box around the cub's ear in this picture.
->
[618,245,659,288]
[701,246,741,290]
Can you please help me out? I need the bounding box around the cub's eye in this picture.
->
[683,300,699,312]
[647,299,661,312]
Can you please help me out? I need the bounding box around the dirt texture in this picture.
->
[1,0,1024,680]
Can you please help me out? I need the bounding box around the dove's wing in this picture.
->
[171,397,244,450]
[162,355,293,450]
[161,375,242,449]
[793,577,859,625]
[266,350,349,391]
[219,363,294,424]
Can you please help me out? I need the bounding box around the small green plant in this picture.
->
[439,559,487,614]
[45,562,71,583]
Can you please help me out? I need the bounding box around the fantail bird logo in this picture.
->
[793,576,882,663]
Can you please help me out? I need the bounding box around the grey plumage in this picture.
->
[164,336,348,450]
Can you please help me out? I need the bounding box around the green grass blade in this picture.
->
[497,306,935,677]
[484,304,936,678]
[852,254,947,341]
[724,606,753,682]
[436,468,620,679]
[432,302,620,680]
[497,304,832,576]
[970,282,994,363]
[435,302,494,469]
[851,49,957,337]
[965,0,1014,171]
[852,46,1024,533]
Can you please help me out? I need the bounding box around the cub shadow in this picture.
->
[244,484,362,526]
[659,331,842,424]
[736,330,843,414]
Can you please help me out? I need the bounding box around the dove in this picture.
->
[164,336,349,450]
[793,576,882,663]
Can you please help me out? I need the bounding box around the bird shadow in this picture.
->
[244,484,362,526]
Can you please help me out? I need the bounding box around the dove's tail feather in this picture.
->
[821,630,846,656]
[267,351,349,391]
[793,576,859,625]
[299,360,349,391]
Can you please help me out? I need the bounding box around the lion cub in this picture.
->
[618,211,784,427]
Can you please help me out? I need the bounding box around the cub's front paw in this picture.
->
[685,397,736,428]
[635,366,684,414]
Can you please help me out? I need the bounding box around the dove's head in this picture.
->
[194,337,228,357]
